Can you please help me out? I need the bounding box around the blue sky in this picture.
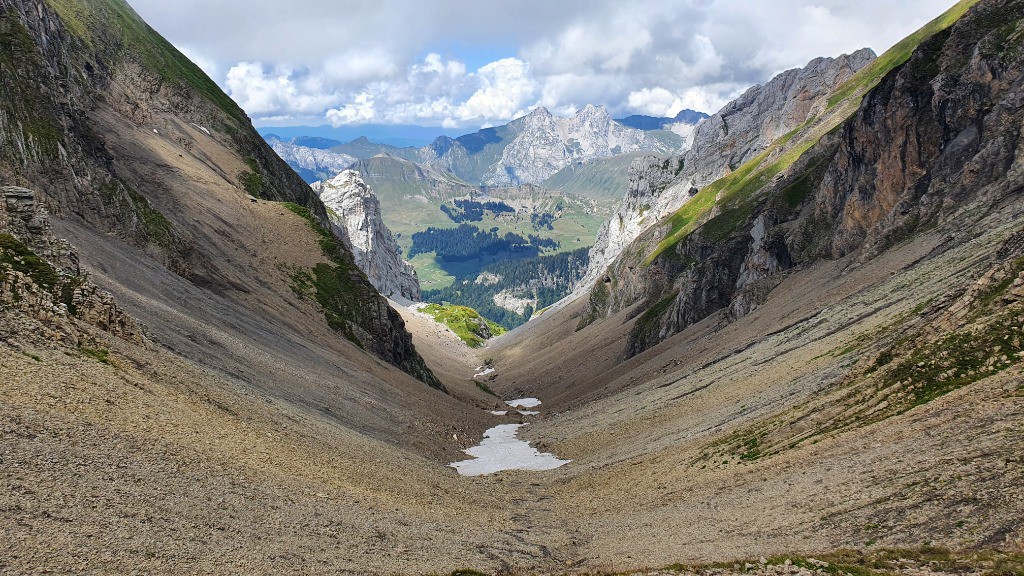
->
[129,0,960,129]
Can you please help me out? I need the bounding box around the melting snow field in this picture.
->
[449,424,571,476]
[505,397,541,408]
[474,367,496,378]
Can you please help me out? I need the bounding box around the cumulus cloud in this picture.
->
[457,58,537,122]
[131,0,959,127]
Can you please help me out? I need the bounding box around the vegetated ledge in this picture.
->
[282,202,445,391]
[644,0,981,265]
[441,546,1023,576]
[420,302,506,348]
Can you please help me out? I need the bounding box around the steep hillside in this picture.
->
[571,49,877,300]
[479,0,1022,567]
[576,0,995,356]
[0,0,452,409]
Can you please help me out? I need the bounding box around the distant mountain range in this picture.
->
[256,124,466,148]
[266,104,702,187]
[615,109,710,131]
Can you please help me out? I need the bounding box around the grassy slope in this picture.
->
[45,0,245,125]
[360,161,612,291]
[542,153,654,200]
[644,0,981,264]
[420,303,506,348]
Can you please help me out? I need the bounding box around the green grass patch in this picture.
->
[825,0,981,109]
[240,157,266,197]
[79,346,111,365]
[421,303,503,348]
[283,202,342,260]
[0,233,60,290]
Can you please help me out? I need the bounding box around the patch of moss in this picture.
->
[309,262,365,348]
[79,346,110,364]
[99,182,175,251]
[0,234,60,290]
[239,157,266,197]
[283,202,341,259]
[422,303,501,348]
[874,309,1021,410]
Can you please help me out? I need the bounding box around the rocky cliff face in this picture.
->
[574,50,876,299]
[479,105,679,186]
[313,170,421,301]
[579,0,1023,357]
[1,186,144,344]
[268,137,356,183]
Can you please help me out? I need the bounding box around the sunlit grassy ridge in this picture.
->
[45,0,246,123]
[644,0,981,264]
[421,303,506,348]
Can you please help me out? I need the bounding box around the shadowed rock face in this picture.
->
[574,49,876,300]
[581,0,1024,357]
[0,0,438,385]
[314,170,421,301]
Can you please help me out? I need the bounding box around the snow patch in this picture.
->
[449,424,570,476]
[474,367,496,378]
[518,410,540,415]
[505,397,541,408]
[190,123,212,136]
[489,410,508,416]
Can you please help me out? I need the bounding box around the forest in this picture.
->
[408,224,557,261]
[439,199,516,223]
[423,247,590,329]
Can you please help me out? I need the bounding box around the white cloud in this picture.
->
[627,87,682,117]
[326,92,376,126]
[456,58,537,123]
[224,62,341,117]
[131,0,960,127]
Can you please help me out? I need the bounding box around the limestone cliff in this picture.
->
[479,105,679,186]
[573,49,876,299]
[313,170,421,301]
[578,0,1023,357]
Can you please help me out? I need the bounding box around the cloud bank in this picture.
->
[130,0,959,128]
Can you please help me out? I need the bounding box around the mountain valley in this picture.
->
[2,0,1023,574]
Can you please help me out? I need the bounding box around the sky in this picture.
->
[129,0,958,129]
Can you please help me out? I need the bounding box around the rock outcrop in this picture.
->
[314,170,421,301]
[573,49,876,300]
[579,0,1024,357]
[1,187,144,344]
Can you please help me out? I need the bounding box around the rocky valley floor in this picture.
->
[4,211,1023,575]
